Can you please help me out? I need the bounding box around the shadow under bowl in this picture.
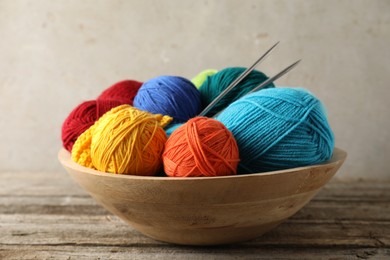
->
[58,148,346,246]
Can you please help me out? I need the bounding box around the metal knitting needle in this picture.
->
[246,59,301,94]
[212,60,302,118]
[199,41,280,116]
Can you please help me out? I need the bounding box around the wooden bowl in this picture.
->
[58,148,346,245]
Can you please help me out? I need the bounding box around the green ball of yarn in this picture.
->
[191,69,218,89]
[199,67,274,117]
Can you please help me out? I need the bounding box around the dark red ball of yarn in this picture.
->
[61,99,122,152]
[98,80,142,105]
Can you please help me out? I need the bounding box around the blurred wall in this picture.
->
[0,0,389,180]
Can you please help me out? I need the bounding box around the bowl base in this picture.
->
[128,220,284,246]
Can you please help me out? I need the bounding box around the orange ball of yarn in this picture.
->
[163,117,240,177]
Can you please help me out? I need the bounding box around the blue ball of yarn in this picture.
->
[134,76,201,123]
[199,67,274,117]
[216,87,334,174]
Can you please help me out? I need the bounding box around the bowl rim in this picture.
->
[58,147,347,181]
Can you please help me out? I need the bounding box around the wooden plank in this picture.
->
[1,245,389,260]
[0,195,107,215]
[316,181,390,201]
[1,180,389,222]
[1,171,389,202]
[1,172,389,201]
[0,171,85,196]
[2,171,390,197]
[0,213,389,247]
[1,193,389,222]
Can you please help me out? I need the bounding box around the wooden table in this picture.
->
[1,171,389,259]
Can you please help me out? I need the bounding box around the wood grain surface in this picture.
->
[0,171,389,259]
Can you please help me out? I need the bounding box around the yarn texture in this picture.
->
[134,76,201,123]
[98,79,142,104]
[61,99,122,151]
[163,117,239,177]
[72,105,172,175]
[216,87,334,173]
[199,67,274,117]
[191,69,218,88]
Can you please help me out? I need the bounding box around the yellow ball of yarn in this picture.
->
[191,69,218,88]
[72,105,172,175]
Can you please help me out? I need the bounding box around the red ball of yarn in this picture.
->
[61,99,122,152]
[163,117,240,177]
[98,80,142,105]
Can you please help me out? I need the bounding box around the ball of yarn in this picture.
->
[72,105,173,175]
[98,80,142,104]
[216,87,334,174]
[163,117,239,177]
[199,67,274,117]
[191,69,218,88]
[61,99,122,151]
[133,76,201,123]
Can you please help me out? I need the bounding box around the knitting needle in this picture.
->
[246,59,301,94]
[211,60,302,118]
[199,41,280,116]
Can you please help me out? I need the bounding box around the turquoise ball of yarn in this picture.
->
[215,87,334,174]
[199,67,274,117]
[165,123,182,137]
[134,76,201,123]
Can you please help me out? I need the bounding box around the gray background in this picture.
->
[0,0,389,180]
